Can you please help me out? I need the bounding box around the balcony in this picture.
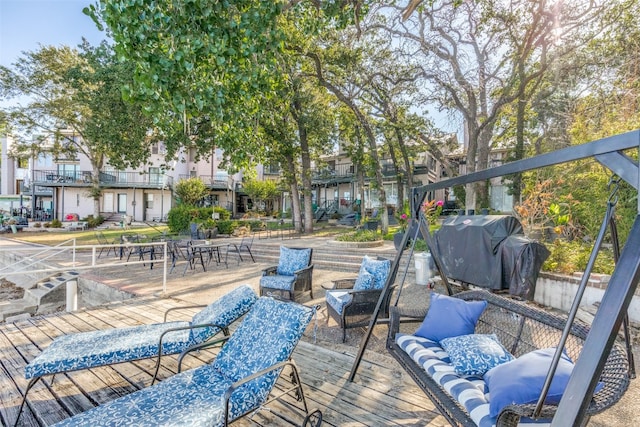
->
[312,163,356,184]
[178,174,232,190]
[33,170,173,189]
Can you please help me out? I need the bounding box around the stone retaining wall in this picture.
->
[535,271,640,324]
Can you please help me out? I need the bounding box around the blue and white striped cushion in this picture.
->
[396,334,551,427]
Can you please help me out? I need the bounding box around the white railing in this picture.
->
[0,240,170,293]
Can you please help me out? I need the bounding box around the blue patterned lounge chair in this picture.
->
[47,297,321,427]
[259,246,314,301]
[14,284,258,426]
[324,255,392,342]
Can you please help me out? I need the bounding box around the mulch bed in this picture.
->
[0,278,24,300]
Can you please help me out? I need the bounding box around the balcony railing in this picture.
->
[312,163,356,181]
[178,174,232,189]
[33,170,173,188]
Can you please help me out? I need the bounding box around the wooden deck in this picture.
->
[0,295,445,427]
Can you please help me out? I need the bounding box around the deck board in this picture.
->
[1,296,441,427]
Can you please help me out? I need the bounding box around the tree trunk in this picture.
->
[292,95,314,234]
[307,51,389,234]
[91,165,102,218]
[283,153,302,230]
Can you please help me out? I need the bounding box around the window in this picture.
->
[18,158,29,169]
[146,193,154,209]
[151,143,159,155]
[149,167,161,184]
[57,164,79,181]
[37,153,54,168]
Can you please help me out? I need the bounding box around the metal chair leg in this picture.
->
[13,377,39,427]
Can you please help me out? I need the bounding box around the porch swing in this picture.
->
[347,130,640,426]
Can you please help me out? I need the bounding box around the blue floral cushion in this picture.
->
[276,247,311,276]
[259,275,296,291]
[414,293,487,342]
[359,256,391,289]
[352,270,375,291]
[25,285,257,380]
[190,285,258,343]
[440,333,514,376]
[50,297,315,427]
[325,290,352,315]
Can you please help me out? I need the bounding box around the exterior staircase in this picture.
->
[246,239,417,277]
[0,271,79,321]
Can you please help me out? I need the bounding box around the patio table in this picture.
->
[189,241,229,272]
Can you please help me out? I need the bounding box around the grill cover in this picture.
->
[430,215,548,299]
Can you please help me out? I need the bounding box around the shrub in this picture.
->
[43,222,51,228]
[33,222,41,228]
[335,230,381,242]
[216,220,238,235]
[84,215,105,228]
[542,239,615,275]
[167,205,232,233]
[50,218,63,228]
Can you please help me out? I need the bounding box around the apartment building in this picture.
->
[1,131,248,223]
[2,128,513,223]
[309,145,451,221]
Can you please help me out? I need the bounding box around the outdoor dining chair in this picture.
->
[229,233,255,263]
[94,231,117,258]
[46,297,322,427]
[14,285,258,426]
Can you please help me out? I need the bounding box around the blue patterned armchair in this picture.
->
[259,246,314,302]
[48,297,322,427]
[15,285,258,426]
[324,255,393,342]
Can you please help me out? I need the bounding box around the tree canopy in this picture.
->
[0,40,158,216]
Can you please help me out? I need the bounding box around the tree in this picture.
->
[0,41,157,217]
[304,27,393,233]
[377,0,610,211]
[87,1,295,166]
[88,1,357,231]
[242,179,280,215]
[174,177,208,206]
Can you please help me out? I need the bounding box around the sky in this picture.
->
[0,0,109,68]
[0,1,460,136]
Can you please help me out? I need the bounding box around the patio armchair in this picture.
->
[324,255,392,342]
[47,297,321,427]
[14,285,258,426]
[259,246,314,302]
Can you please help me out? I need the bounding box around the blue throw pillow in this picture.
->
[484,347,576,418]
[352,270,375,291]
[440,333,514,376]
[414,293,487,342]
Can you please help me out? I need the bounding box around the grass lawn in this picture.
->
[8,223,359,247]
[9,225,170,246]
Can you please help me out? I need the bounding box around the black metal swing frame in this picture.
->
[348,130,640,426]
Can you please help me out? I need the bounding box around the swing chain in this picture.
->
[607,175,621,206]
